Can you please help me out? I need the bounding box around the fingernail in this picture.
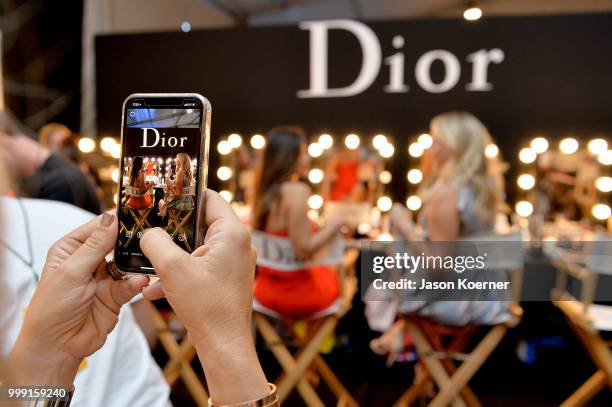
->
[101,212,114,227]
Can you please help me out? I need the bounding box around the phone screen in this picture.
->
[115,97,205,273]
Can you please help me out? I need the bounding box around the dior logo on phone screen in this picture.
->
[116,107,202,272]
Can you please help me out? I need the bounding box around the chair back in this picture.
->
[586,232,612,275]
[124,185,144,197]
[549,232,612,305]
[459,231,525,301]
[251,230,344,271]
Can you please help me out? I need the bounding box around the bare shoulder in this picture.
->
[281,181,311,204]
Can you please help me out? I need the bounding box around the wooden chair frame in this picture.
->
[550,235,612,407]
[165,209,194,251]
[394,234,525,407]
[122,186,153,247]
[151,308,209,407]
[553,300,612,407]
[252,232,360,407]
[163,186,196,251]
[123,206,153,247]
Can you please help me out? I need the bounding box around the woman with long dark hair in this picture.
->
[126,156,153,210]
[252,126,345,319]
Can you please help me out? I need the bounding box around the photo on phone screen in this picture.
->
[116,98,206,273]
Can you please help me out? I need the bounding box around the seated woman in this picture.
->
[159,152,194,217]
[371,111,510,354]
[322,144,378,203]
[252,126,345,319]
[126,155,154,210]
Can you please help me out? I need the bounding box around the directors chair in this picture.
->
[549,233,612,407]
[395,231,524,407]
[122,185,153,247]
[164,185,196,252]
[251,230,359,407]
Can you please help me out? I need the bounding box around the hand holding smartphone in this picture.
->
[114,94,211,274]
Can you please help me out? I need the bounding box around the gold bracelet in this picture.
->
[208,383,278,407]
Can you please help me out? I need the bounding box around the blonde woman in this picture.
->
[371,111,509,354]
[159,152,194,216]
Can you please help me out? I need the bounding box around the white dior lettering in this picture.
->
[297,20,381,98]
[465,48,505,91]
[140,128,187,148]
[298,19,505,98]
[414,50,461,93]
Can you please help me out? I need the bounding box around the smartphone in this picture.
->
[114,93,211,274]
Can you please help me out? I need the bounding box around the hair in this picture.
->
[176,152,192,181]
[429,111,505,222]
[39,123,71,147]
[130,156,144,185]
[252,126,306,230]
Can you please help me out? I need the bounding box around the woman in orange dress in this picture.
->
[322,145,379,202]
[126,156,153,210]
[252,127,346,319]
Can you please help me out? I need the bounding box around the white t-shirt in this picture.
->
[0,197,170,406]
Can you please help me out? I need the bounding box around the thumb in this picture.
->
[64,213,117,281]
[109,275,150,311]
[139,228,191,278]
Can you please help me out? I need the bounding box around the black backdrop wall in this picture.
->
[96,13,612,200]
[2,0,83,131]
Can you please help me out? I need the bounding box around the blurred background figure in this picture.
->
[322,143,379,203]
[39,122,106,206]
[39,122,77,162]
[252,126,346,318]
[0,112,102,214]
[372,112,510,353]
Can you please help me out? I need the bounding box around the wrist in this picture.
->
[7,334,80,387]
[194,332,269,405]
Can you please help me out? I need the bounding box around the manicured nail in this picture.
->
[101,212,114,227]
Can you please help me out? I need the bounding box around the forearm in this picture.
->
[195,335,269,405]
[308,221,341,255]
[6,336,78,388]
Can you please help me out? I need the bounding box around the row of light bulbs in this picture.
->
[518,136,610,164]
[216,133,257,203]
[217,132,403,158]
[78,136,121,158]
[215,132,609,220]
[403,133,434,213]
[217,133,266,155]
[303,193,422,214]
[514,201,611,221]
[515,136,611,221]
[205,132,612,165]
[307,133,396,158]
[216,132,424,213]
